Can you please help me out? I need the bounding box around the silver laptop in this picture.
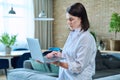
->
[27,38,64,63]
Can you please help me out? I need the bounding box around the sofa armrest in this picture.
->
[23,60,33,69]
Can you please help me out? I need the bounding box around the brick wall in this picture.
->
[53,0,120,48]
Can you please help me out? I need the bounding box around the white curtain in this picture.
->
[0,0,34,51]
[33,0,53,49]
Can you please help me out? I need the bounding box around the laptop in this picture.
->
[27,38,64,63]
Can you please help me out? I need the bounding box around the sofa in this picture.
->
[7,50,120,80]
[93,50,120,78]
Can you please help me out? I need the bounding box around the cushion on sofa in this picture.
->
[50,64,59,74]
[95,50,108,70]
[102,54,120,69]
[30,59,50,72]
[7,68,57,80]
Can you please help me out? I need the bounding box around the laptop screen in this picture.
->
[27,38,45,63]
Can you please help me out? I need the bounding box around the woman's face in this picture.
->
[66,13,81,30]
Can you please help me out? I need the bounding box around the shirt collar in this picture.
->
[71,27,83,33]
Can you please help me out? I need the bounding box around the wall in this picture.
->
[53,0,120,48]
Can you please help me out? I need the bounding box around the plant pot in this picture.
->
[5,46,11,54]
[110,40,120,51]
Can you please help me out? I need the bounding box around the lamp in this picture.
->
[35,0,54,21]
[9,7,16,14]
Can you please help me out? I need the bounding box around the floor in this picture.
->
[0,70,6,80]
[0,74,6,80]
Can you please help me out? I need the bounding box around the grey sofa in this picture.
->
[93,50,120,79]
[7,60,58,80]
[7,50,120,80]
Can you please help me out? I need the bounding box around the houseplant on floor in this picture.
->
[0,33,17,54]
[109,12,120,51]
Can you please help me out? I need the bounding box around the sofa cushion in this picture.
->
[50,64,59,74]
[7,68,57,80]
[95,50,108,70]
[103,54,120,69]
[30,59,50,72]
[93,69,120,79]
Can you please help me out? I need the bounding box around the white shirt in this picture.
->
[57,29,97,80]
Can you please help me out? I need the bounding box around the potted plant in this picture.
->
[109,12,120,51]
[90,31,97,42]
[0,33,17,54]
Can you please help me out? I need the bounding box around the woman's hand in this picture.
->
[51,61,68,69]
[51,61,60,66]
[46,51,62,59]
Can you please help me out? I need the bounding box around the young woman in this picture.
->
[46,2,97,80]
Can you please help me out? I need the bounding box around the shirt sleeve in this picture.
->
[66,37,96,74]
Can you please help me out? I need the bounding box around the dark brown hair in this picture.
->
[66,3,90,31]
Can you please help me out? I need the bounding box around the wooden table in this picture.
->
[0,50,30,68]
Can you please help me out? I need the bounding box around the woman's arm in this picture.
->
[52,61,68,69]
[46,51,68,69]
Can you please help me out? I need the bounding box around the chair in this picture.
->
[11,48,29,68]
[11,52,31,68]
[0,59,9,76]
[16,52,31,68]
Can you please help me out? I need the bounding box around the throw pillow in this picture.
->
[30,59,50,72]
[95,50,108,70]
[50,64,59,74]
[103,54,120,69]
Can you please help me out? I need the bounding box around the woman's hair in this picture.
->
[66,3,90,31]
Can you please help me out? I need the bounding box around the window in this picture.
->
[0,0,34,51]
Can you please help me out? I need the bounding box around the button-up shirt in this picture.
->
[57,29,97,80]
